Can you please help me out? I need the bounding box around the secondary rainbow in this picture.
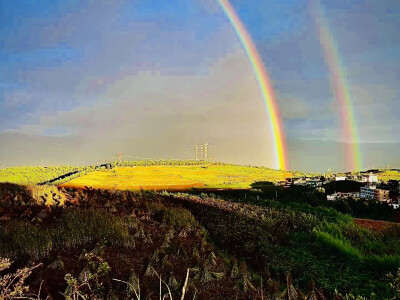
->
[310,0,362,171]
[217,0,288,170]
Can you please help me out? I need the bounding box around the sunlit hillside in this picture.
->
[0,166,89,185]
[0,162,296,190]
[59,164,294,190]
[378,170,400,181]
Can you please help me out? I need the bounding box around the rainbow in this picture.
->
[310,0,362,171]
[217,0,288,170]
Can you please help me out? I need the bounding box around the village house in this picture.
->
[360,186,389,202]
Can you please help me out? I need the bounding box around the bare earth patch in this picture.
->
[354,218,399,232]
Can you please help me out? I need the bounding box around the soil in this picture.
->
[354,218,399,232]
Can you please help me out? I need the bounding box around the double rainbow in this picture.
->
[217,0,288,170]
[310,0,362,171]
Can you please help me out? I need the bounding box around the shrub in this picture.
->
[0,209,133,260]
[0,221,53,259]
[314,230,362,260]
[0,182,32,205]
[64,247,111,300]
[0,257,42,299]
[163,207,198,231]
[51,209,134,249]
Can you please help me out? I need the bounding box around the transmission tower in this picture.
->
[195,143,199,161]
[204,141,209,162]
[117,150,123,163]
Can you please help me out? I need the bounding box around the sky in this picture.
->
[1,0,399,172]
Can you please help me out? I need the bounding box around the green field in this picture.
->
[0,166,89,185]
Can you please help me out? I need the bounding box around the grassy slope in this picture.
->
[1,183,399,298]
[162,192,400,298]
[0,186,257,300]
[0,162,295,190]
[0,166,93,185]
[378,170,400,181]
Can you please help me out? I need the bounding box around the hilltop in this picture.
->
[0,160,297,188]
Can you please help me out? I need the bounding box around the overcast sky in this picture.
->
[1,0,399,171]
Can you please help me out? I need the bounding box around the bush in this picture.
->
[163,207,198,231]
[0,221,53,259]
[0,209,133,260]
[52,209,134,249]
[0,257,42,299]
[0,182,32,205]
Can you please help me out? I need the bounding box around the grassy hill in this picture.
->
[0,161,296,189]
[0,166,91,185]
[1,162,400,298]
[378,170,400,181]
[60,164,294,190]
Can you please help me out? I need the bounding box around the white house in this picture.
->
[327,194,336,201]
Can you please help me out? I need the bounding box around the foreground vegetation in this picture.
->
[1,184,254,299]
[0,182,400,299]
[163,191,400,297]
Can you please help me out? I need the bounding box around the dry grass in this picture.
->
[59,165,293,190]
[29,185,67,206]
[378,170,400,181]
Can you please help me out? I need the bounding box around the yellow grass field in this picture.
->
[59,165,294,190]
[377,170,400,181]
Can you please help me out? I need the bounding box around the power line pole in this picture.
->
[200,145,204,161]
[117,150,123,163]
[204,141,209,162]
[195,143,199,161]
